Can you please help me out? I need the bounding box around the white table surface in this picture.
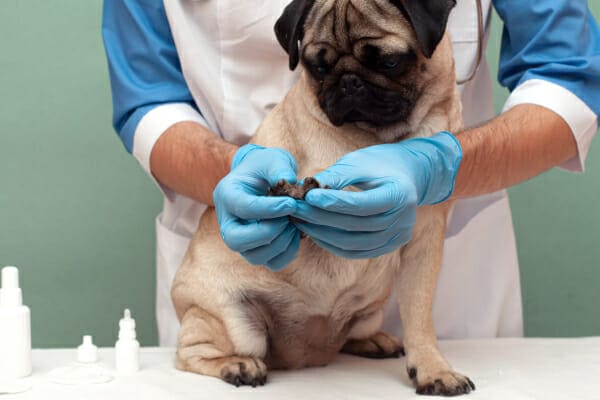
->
[2,338,600,399]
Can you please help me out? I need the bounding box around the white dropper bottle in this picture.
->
[77,335,99,364]
[0,266,32,379]
[115,309,140,374]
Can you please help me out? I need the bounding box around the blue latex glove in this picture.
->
[292,132,462,259]
[214,144,300,271]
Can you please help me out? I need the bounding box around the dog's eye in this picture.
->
[380,56,402,70]
[304,45,339,81]
[309,63,331,80]
[377,51,417,74]
[316,66,329,75]
[382,60,399,69]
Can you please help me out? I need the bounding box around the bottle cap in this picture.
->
[77,335,98,363]
[0,266,23,307]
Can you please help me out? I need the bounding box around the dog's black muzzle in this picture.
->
[320,73,419,127]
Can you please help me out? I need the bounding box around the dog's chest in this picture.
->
[280,239,396,317]
[260,241,397,369]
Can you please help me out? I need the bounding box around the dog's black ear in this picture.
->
[389,0,456,58]
[275,0,315,70]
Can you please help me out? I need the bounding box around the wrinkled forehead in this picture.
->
[303,0,415,52]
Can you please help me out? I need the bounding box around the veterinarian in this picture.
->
[102,0,600,346]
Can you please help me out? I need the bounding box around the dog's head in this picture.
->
[275,0,456,133]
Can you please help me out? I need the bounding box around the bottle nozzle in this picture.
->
[2,267,19,289]
[124,309,131,319]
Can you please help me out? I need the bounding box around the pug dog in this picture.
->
[172,0,474,396]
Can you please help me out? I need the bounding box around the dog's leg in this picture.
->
[175,306,268,387]
[396,206,475,396]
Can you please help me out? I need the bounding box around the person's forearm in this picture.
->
[453,104,577,199]
[150,121,238,205]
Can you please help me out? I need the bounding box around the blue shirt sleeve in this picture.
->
[102,0,197,153]
[493,0,600,117]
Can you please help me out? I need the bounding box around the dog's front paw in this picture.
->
[268,177,324,200]
[407,366,475,396]
[220,357,268,387]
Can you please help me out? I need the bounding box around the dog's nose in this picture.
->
[340,74,364,96]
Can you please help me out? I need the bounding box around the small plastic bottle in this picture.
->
[115,309,140,374]
[77,335,99,364]
[0,266,32,379]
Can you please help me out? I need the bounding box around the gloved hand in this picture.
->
[292,131,462,259]
[214,144,300,271]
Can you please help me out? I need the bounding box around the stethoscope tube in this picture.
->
[456,0,485,85]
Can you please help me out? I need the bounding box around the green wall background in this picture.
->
[0,1,599,348]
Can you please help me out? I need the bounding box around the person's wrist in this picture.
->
[231,144,266,169]
[435,131,463,162]
[425,131,463,205]
[400,131,462,206]
[225,146,240,172]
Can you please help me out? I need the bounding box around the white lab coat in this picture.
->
[130,0,594,346]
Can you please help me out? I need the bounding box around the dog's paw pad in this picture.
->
[301,177,322,192]
[409,367,475,396]
[220,357,268,387]
[268,180,293,197]
[268,177,323,200]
